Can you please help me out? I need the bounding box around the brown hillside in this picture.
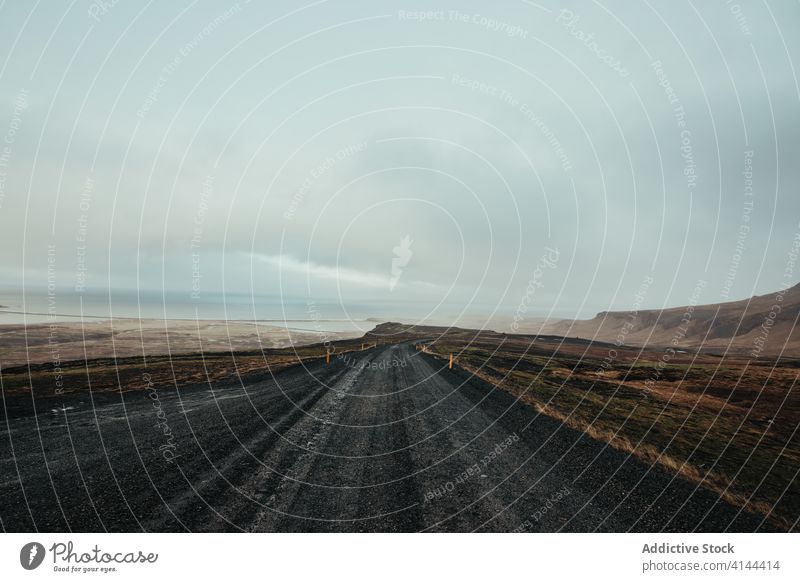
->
[540,283,800,357]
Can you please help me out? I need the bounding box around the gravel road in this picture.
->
[0,343,769,532]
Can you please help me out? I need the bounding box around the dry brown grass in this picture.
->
[414,329,798,531]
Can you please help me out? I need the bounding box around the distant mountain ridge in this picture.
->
[540,283,800,357]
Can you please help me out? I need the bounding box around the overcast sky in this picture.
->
[0,0,798,320]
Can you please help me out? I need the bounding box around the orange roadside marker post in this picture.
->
[326,350,331,365]
[449,353,453,369]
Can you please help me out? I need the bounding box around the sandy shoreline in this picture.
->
[0,318,368,368]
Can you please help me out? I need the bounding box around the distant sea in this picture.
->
[0,287,564,335]
[0,288,383,334]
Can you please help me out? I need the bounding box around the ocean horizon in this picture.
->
[0,286,564,334]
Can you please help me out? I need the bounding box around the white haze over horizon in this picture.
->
[1,1,799,326]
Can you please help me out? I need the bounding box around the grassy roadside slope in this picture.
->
[369,323,799,530]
